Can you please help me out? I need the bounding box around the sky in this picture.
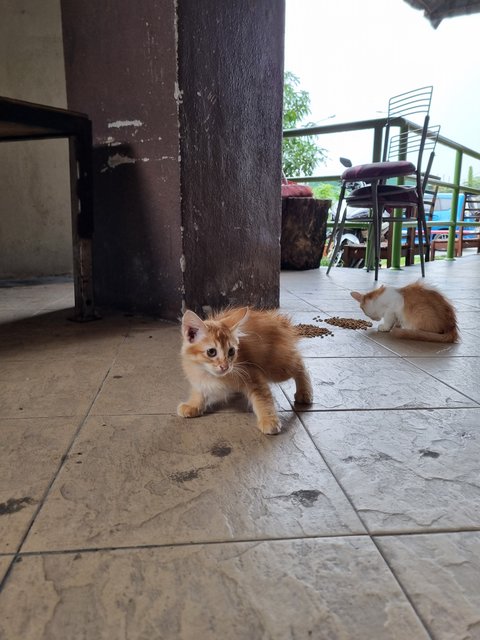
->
[284,0,480,182]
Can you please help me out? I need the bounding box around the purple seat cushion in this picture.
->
[342,161,415,182]
[348,185,414,199]
[347,185,419,207]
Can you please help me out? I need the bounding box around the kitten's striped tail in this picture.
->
[390,327,458,343]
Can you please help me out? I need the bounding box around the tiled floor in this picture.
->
[1,258,480,639]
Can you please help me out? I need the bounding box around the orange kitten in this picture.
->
[351,282,458,343]
[178,307,313,434]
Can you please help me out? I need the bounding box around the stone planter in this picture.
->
[281,198,330,270]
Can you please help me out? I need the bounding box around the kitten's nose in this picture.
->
[219,362,229,372]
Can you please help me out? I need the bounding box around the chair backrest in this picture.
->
[423,184,439,220]
[387,124,440,193]
[382,86,434,162]
[457,192,480,250]
[462,192,480,222]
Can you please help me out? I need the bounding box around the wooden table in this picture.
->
[0,96,95,320]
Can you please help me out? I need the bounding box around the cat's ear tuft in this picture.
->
[235,307,250,328]
[350,291,363,303]
[182,310,207,343]
[223,307,249,331]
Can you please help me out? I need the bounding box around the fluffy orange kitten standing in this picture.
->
[178,307,313,434]
[351,281,458,343]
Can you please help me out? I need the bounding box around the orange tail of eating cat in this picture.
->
[390,327,458,343]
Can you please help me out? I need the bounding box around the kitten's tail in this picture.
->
[390,327,458,343]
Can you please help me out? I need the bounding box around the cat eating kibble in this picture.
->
[178,307,313,434]
[350,282,458,343]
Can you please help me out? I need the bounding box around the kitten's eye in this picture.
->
[228,347,236,357]
[206,348,217,358]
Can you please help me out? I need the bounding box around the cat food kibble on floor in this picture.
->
[295,324,333,338]
[324,316,373,330]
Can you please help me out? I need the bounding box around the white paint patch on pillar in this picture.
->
[106,153,137,169]
[108,120,143,128]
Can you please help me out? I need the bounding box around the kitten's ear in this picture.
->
[223,307,249,331]
[350,291,363,303]
[182,310,207,343]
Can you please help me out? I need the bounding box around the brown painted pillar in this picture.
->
[61,0,284,320]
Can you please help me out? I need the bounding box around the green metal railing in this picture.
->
[283,117,480,266]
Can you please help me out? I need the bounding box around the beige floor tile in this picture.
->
[0,417,79,552]
[278,295,319,311]
[407,356,480,404]
[0,556,12,583]
[377,532,480,640]
[0,309,44,323]
[118,319,180,361]
[454,310,480,331]
[24,413,364,552]
[0,359,110,418]
[0,538,429,640]
[0,282,73,307]
[91,357,190,415]
[0,317,128,362]
[282,356,474,411]
[365,327,480,357]
[461,300,480,310]
[301,408,480,533]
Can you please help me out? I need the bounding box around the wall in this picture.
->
[0,0,72,278]
[61,0,184,318]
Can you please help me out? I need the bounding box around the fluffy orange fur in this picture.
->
[178,307,313,434]
[351,282,458,343]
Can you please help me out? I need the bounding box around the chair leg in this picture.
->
[419,199,429,267]
[325,182,346,255]
[416,201,426,277]
[371,181,380,281]
[326,183,347,274]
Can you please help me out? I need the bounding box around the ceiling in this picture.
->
[403,0,480,27]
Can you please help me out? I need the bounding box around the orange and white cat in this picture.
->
[178,307,313,434]
[351,282,458,343]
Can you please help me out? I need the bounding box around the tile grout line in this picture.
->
[399,357,480,407]
[0,323,133,595]
[368,535,435,639]
[295,411,435,640]
[1,527,479,561]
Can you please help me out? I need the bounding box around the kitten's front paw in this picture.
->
[177,403,203,418]
[258,416,282,435]
[294,390,313,405]
[377,323,391,332]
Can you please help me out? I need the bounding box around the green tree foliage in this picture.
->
[463,165,480,189]
[282,72,326,177]
[311,182,341,202]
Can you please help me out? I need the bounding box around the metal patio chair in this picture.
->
[327,86,435,280]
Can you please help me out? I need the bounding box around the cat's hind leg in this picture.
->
[293,360,313,405]
[177,388,206,418]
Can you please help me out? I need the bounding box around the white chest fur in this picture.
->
[368,287,406,329]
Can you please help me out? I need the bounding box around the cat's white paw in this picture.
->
[177,403,203,418]
[377,323,391,332]
[294,390,313,405]
[258,415,282,435]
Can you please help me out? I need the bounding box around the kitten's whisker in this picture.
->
[231,364,248,385]
[236,359,268,377]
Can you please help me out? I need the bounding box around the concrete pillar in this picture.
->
[61,0,285,319]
